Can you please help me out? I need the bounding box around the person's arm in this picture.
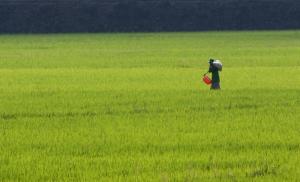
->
[205,59,216,75]
[208,63,214,72]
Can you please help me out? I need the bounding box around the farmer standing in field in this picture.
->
[205,58,222,90]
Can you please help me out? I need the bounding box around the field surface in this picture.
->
[0,31,299,181]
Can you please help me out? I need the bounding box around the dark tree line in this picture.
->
[0,0,300,33]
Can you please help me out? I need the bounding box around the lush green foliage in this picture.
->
[0,31,299,181]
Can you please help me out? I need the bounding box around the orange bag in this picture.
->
[203,75,212,85]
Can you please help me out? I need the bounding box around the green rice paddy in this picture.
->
[0,31,299,181]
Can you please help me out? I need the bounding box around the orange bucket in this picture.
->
[203,75,212,85]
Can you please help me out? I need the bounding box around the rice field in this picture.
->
[0,31,299,181]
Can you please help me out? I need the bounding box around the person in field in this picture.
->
[207,58,221,90]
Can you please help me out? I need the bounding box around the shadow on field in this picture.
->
[0,112,97,120]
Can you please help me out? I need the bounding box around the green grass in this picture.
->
[0,31,299,181]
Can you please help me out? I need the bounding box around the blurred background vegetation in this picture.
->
[0,0,300,33]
